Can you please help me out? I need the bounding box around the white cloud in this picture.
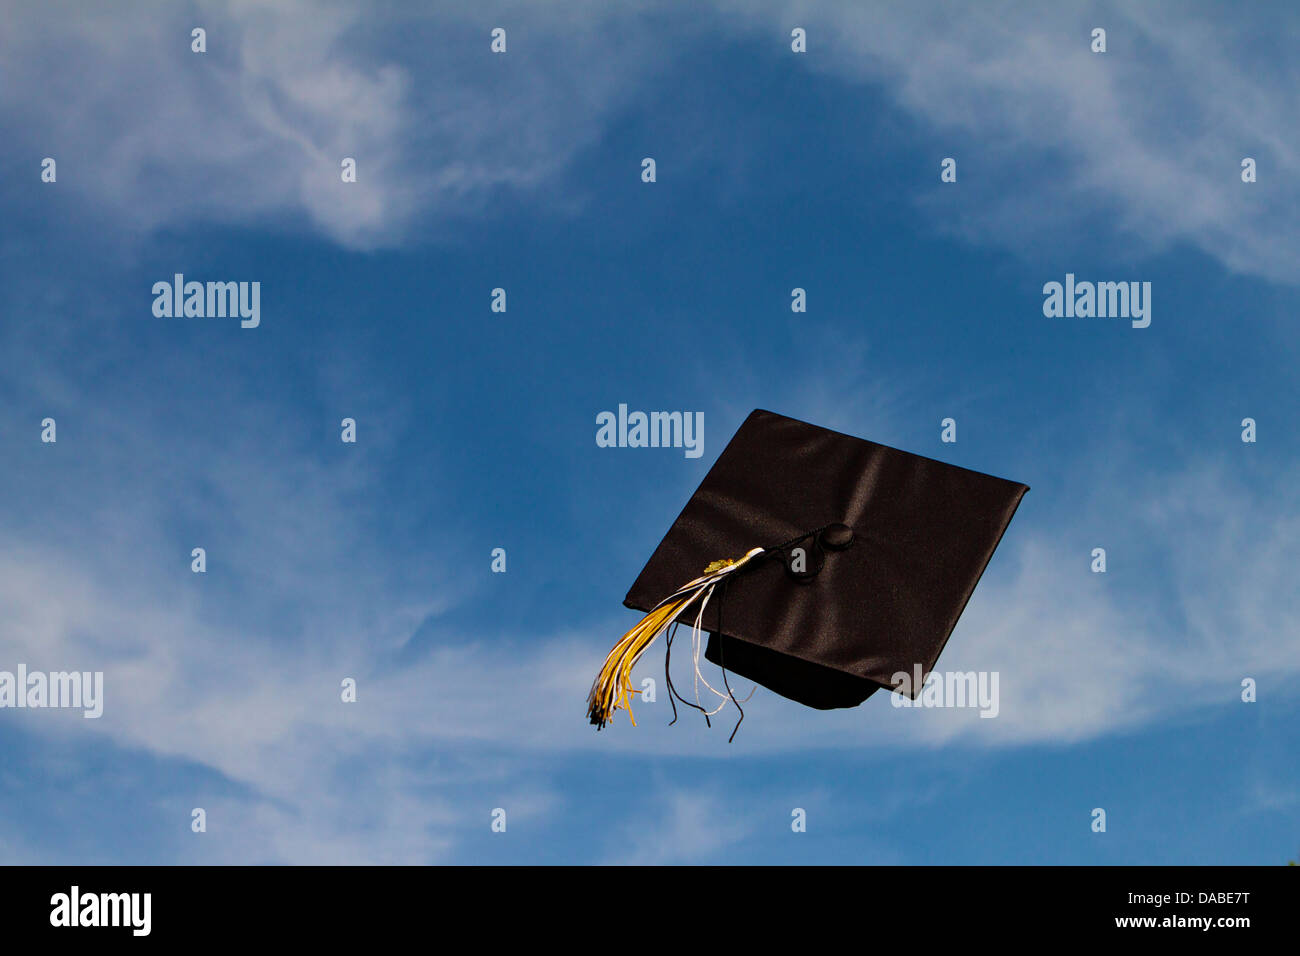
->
[607,787,754,865]
[1,1,405,247]
[713,0,1300,282]
[0,0,675,249]
[8,1,1296,281]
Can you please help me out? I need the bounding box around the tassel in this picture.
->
[587,547,764,729]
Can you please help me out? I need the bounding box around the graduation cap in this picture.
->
[587,409,1028,738]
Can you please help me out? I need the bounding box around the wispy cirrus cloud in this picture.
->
[6,1,1298,282]
[606,787,755,865]
[0,0,683,249]
[716,0,1300,283]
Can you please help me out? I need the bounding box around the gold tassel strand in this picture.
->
[587,548,764,729]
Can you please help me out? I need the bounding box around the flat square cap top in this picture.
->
[623,409,1028,705]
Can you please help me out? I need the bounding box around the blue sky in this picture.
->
[0,0,1297,864]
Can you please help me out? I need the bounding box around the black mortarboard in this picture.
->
[587,409,1028,736]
